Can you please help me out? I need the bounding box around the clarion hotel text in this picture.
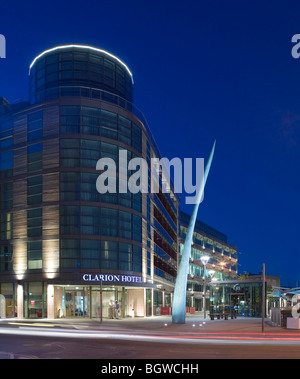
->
[82,274,143,283]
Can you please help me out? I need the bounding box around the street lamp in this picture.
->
[200,255,210,319]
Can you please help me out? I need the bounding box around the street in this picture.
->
[1,333,300,359]
[0,317,299,359]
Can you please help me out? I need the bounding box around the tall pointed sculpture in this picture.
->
[172,141,216,324]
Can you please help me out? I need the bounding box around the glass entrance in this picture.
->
[231,294,246,316]
[210,281,263,317]
[57,285,128,319]
[64,288,89,317]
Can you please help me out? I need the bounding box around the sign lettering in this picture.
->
[82,274,143,283]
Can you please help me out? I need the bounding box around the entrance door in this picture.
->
[58,286,128,319]
[231,294,246,316]
[194,298,202,311]
[65,289,88,317]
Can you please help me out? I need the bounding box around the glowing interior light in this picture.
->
[29,44,134,83]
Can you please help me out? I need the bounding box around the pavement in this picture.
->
[0,313,297,335]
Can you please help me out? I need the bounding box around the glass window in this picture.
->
[101,240,118,270]
[60,239,80,268]
[119,243,132,271]
[27,282,45,318]
[73,52,88,61]
[81,239,100,268]
[27,175,42,205]
[81,139,101,168]
[60,61,73,70]
[0,245,13,272]
[0,123,13,148]
[101,110,117,129]
[81,206,100,235]
[100,208,118,236]
[80,173,100,202]
[0,151,13,170]
[28,111,43,141]
[36,58,45,71]
[60,138,80,167]
[60,172,81,201]
[81,107,100,136]
[28,241,42,269]
[0,181,13,210]
[60,52,73,61]
[0,212,13,240]
[133,245,142,272]
[60,206,81,235]
[0,120,13,132]
[46,53,58,65]
[27,208,42,237]
[46,72,58,84]
[28,143,42,172]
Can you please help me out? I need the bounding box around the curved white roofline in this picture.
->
[29,44,134,83]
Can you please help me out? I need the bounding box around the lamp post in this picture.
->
[262,263,265,333]
[200,255,210,319]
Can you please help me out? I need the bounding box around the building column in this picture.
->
[151,288,154,316]
[122,287,126,318]
[47,284,55,319]
[17,283,23,319]
[89,286,92,319]
[144,288,147,317]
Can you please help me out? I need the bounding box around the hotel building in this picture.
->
[0,45,179,319]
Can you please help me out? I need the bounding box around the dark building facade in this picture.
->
[0,45,179,319]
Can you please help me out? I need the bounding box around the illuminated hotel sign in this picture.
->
[82,274,143,283]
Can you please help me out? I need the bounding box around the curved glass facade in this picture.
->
[29,45,133,105]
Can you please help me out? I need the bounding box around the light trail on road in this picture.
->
[1,326,300,346]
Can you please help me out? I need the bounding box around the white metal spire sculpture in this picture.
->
[172,141,216,324]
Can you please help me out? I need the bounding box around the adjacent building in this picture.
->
[179,211,238,313]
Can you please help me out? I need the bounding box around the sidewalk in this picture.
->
[1,315,297,335]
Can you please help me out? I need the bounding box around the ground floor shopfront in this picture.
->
[209,280,265,317]
[186,292,210,313]
[0,281,173,319]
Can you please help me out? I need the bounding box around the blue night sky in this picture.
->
[0,0,300,286]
